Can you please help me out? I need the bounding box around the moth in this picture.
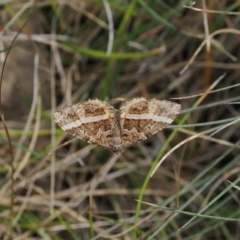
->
[53,98,181,154]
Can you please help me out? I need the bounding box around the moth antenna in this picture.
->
[111,97,126,102]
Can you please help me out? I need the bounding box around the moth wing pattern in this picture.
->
[53,98,181,153]
[53,99,115,150]
[120,98,181,148]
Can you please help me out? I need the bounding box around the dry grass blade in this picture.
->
[0,1,38,238]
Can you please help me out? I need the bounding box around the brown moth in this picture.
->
[53,98,181,154]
